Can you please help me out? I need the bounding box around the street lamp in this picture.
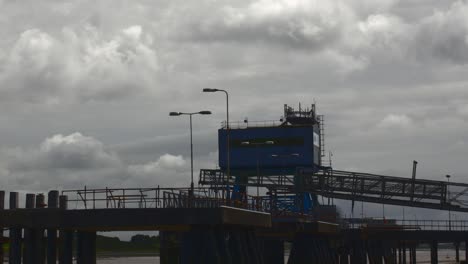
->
[446,174,451,231]
[203,88,230,203]
[169,111,212,196]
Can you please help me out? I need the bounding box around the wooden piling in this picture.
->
[34,194,46,264]
[77,231,97,264]
[59,195,73,264]
[430,241,438,264]
[23,194,36,264]
[47,191,59,264]
[9,192,21,264]
[0,191,4,263]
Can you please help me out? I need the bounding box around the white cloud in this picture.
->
[0,133,192,191]
[181,0,356,50]
[0,24,159,104]
[377,114,413,128]
[127,154,189,187]
[38,133,121,169]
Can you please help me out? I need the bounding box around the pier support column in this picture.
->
[455,242,460,263]
[160,231,180,264]
[23,194,36,264]
[0,191,4,263]
[398,243,403,264]
[349,241,366,264]
[402,242,407,264]
[9,192,22,264]
[77,231,97,264]
[410,246,416,264]
[35,194,46,264]
[465,240,468,263]
[339,249,349,264]
[367,240,383,264]
[59,195,73,264]
[288,234,336,264]
[262,239,284,264]
[47,191,59,264]
[430,241,438,264]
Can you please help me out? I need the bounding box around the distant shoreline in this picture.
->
[97,252,160,258]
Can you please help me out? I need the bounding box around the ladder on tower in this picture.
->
[318,115,326,165]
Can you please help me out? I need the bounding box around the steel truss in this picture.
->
[199,168,468,212]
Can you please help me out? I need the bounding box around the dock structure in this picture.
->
[0,189,274,264]
[1,187,468,263]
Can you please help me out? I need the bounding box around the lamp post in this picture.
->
[169,111,212,196]
[203,88,230,203]
[446,174,451,231]
[241,141,274,200]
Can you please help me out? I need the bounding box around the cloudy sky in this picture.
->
[1,0,468,223]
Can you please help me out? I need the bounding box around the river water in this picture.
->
[95,249,465,263]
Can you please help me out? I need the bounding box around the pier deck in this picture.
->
[0,206,271,231]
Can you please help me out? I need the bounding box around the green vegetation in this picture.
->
[96,234,160,254]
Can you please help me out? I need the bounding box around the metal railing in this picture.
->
[61,187,271,212]
[342,218,468,231]
[199,168,468,213]
[220,120,283,129]
[62,187,221,209]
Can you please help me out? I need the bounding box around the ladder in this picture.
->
[318,115,326,163]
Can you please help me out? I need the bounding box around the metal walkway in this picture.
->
[199,168,468,212]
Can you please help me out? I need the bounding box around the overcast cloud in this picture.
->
[0,0,468,225]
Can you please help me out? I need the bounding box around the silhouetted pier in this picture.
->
[1,187,468,264]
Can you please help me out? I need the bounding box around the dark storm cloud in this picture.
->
[0,0,467,227]
[411,1,468,64]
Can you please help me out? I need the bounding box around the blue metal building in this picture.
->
[218,104,323,175]
[217,104,325,214]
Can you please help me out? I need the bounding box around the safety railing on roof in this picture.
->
[220,120,283,129]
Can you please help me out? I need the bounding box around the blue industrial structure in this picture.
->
[218,104,323,175]
[218,104,325,215]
